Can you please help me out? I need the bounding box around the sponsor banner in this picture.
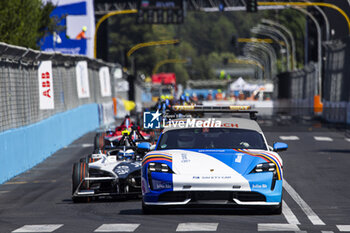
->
[99,66,112,97]
[76,61,90,98]
[116,98,129,119]
[100,101,115,125]
[38,61,54,109]
[40,0,96,58]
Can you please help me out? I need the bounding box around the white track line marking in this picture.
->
[0,191,9,194]
[314,136,333,142]
[279,136,300,141]
[257,223,300,231]
[337,225,350,232]
[321,231,334,233]
[284,180,325,225]
[82,143,94,148]
[176,223,218,232]
[12,224,63,232]
[94,224,140,232]
[345,138,350,142]
[282,200,300,225]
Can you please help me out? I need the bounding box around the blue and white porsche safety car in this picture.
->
[141,106,288,214]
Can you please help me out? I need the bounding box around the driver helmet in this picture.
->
[117,149,134,160]
[106,129,114,135]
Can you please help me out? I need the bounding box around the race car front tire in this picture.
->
[94,132,106,151]
[72,162,89,203]
[79,155,99,164]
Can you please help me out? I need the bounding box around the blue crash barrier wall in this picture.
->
[0,104,99,184]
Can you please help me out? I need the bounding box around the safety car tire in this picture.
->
[142,201,167,214]
[269,202,282,215]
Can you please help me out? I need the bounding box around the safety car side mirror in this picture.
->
[273,142,288,152]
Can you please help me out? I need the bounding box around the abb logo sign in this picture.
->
[76,61,90,98]
[99,67,111,97]
[41,72,51,98]
[38,61,54,109]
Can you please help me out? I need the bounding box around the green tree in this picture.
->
[106,10,280,83]
[0,0,55,49]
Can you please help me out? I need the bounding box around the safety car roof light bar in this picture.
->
[171,105,258,120]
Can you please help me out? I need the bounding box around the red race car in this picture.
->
[94,116,154,152]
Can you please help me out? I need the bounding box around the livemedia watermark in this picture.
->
[143,110,222,129]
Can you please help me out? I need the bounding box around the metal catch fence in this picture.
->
[0,42,115,133]
[277,36,350,124]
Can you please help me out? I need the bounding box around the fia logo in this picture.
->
[143,109,162,129]
[181,153,190,163]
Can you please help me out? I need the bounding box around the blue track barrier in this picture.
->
[0,104,99,184]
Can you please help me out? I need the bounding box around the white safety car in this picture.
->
[141,105,288,214]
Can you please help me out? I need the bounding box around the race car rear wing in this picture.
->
[172,105,258,120]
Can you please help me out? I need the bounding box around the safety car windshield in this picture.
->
[157,128,267,150]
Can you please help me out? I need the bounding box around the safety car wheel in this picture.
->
[269,202,282,215]
[142,201,167,214]
[72,162,89,203]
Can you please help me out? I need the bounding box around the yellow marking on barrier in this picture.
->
[173,105,195,110]
[229,106,251,110]
[238,38,274,43]
[5,181,27,185]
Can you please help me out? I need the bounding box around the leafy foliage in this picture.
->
[0,0,55,49]
[107,10,303,83]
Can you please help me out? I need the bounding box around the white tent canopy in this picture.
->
[229,77,260,92]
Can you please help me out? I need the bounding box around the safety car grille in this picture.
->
[235,192,266,202]
[158,192,189,202]
[158,191,266,203]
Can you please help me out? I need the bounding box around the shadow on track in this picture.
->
[119,206,278,216]
[59,196,141,204]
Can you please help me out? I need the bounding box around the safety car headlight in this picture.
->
[148,162,173,173]
[251,162,276,173]
[115,165,130,175]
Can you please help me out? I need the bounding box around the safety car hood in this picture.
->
[153,149,282,176]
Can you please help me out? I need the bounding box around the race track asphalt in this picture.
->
[0,117,349,233]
